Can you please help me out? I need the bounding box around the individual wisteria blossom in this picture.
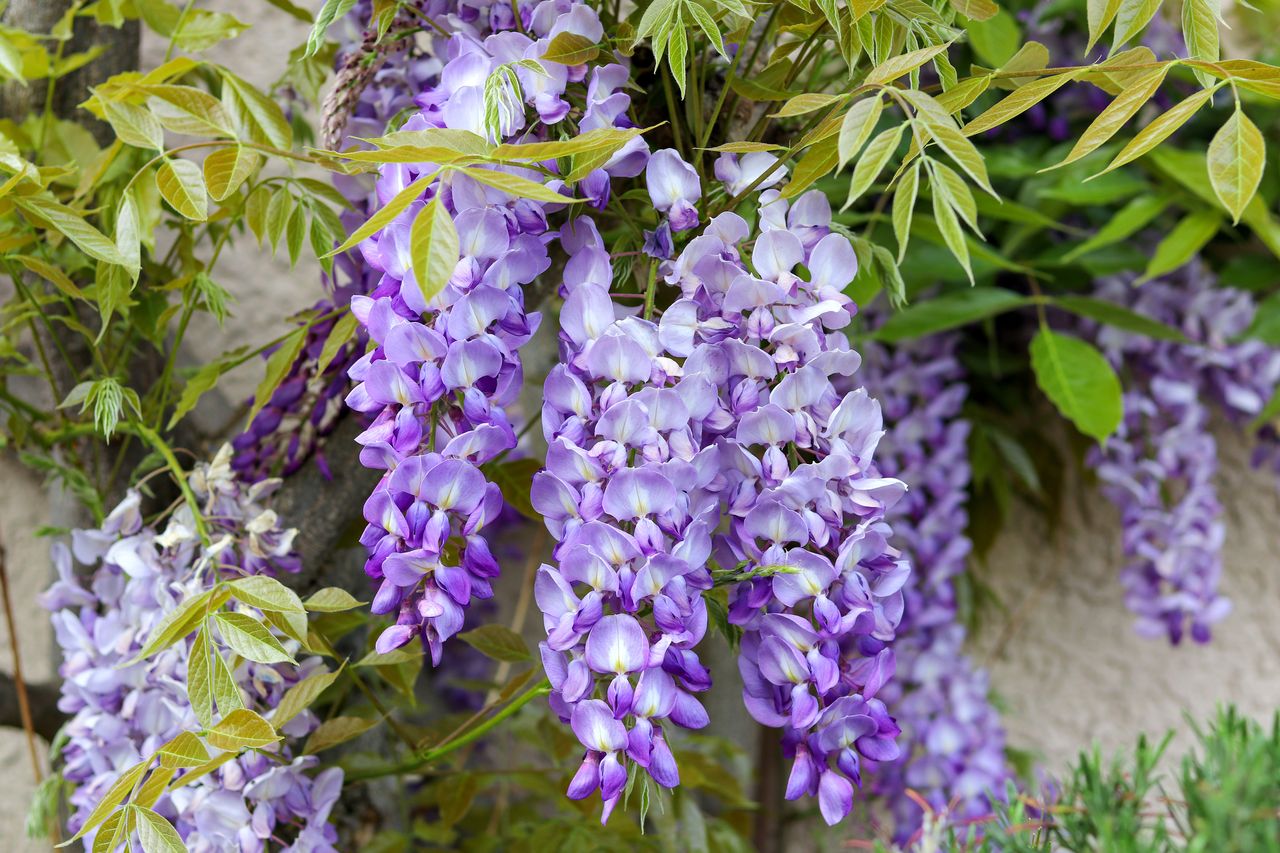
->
[43,447,342,851]
[1081,260,1280,643]
[856,324,1010,841]
[232,1,436,482]
[344,0,648,663]
[533,150,911,825]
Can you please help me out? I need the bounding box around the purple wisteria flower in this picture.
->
[232,1,437,482]
[533,151,911,825]
[343,0,648,664]
[44,446,342,851]
[856,324,1010,840]
[1080,261,1280,643]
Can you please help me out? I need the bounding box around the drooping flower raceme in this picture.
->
[1082,261,1280,643]
[534,151,911,826]
[856,325,1010,840]
[44,448,342,852]
[343,0,647,664]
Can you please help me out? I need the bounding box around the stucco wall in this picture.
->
[1,1,1277,846]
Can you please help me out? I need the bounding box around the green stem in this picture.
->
[661,70,687,156]
[131,422,210,546]
[642,259,659,321]
[346,679,551,782]
[165,0,197,62]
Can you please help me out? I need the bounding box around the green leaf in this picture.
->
[893,160,920,262]
[1242,292,1280,344]
[58,760,147,845]
[167,345,249,429]
[872,287,1031,341]
[1096,88,1214,175]
[303,715,378,754]
[772,93,844,118]
[206,709,280,753]
[213,611,294,665]
[1112,0,1162,48]
[843,123,904,208]
[100,99,164,150]
[837,95,883,169]
[203,144,260,201]
[482,457,542,520]
[305,0,359,57]
[187,626,215,729]
[89,809,126,853]
[133,807,185,853]
[355,647,424,667]
[930,178,973,283]
[458,624,532,662]
[156,158,208,221]
[12,253,85,300]
[248,327,307,425]
[265,187,294,252]
[1182,0,1220,85]
[950,0,997,21]
[541,31,599,65]
[157,732,210,769]
[286,203,307,265]
[864,42,952,85]
[409,196,459,306]
[781,135,839,200]
[1028,329,1123,441]
[1049,65,1169,170]
[1052,295,1189,342]
[272,667,342,728]
[1061,193,1169,262]
[210,641,244,717]
[962,72,1079,137]
[304,587,366,612]
[440,774,480,826]
[14,196,127,266]
[1207,106,1265,225]
[1141,209,1222,281]
[966,8,1021,66]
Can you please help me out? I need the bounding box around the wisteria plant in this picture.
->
[1,0,1279,849]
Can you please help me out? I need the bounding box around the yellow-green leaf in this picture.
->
[1207,106,1265,224]
[781,136,839,200]
[304,587,366,612]
[1182,0,1220,85]
[228,575,306,614]
[316,310,359,374]
[327,171,433,256]
[206,709,280,752]
[1112,0,1162,49]
[131,588,231,663]
[12,253,85,299]
[460,166,579,203]
[248,326,307,425]
[837,96,883,169]
[893,160,920,262]
[14,196,128,266]
[187,626,215,729]
[1097,88,1215,175]
[541,31,599,65]
[203,144,260,201]
[931,180,973,283]
[492,126,645,161]
[58,760,147,845]
[843,123,904,208]
[1048,65,1168,170]
[213,611,294,665]
[142,84,234,137]
[1087,0,1123,51]
[156,158,207,220]
[272,667,342,728]
[133,806,185,853]
[772,93,844,118]
[950,0,997,21]
[961,72,1079,137]
[100,99,164,150]
[901,89,994,196]
[304,715,378,754]
[157,731,211,768]
[134,767,176,809]
[409,196,459,306]
[864,42,952,85]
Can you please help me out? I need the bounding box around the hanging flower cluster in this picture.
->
[532,149,911,825]
[231,2,437,482]
[43,448,342,851]
[1084,260,1280,643]
[856,326,1010,840]
[343,0,645,664]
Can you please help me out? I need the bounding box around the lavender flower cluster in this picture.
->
[231,1,436,482]
[43,447,342,851]
[532,148,911,825]
[856,327,1010,840]
[343,0,646,664]
[1084,262,1280,644]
